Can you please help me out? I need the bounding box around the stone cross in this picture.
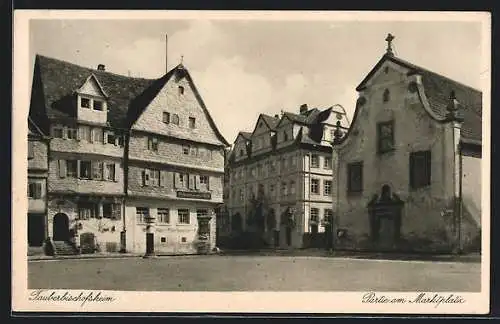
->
[385,33,395,56]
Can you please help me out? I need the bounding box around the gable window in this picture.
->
[80,161,92,179]
[81,98,90,108]
[189,117,196,129]
[67,127,78,140]
[347,162,363,194]
[148,137,159,151]
[157,208,170,224]
[324,156,332,169]
[377,120,395,153]
[163,112,170,124]
[178,86,185,95]
[383,89,390,102]
[178,209,190,224]
[311,154,319,168]
[324,180,332,196]
[172,114,180,125]
[136,207,149,224]
[28,182,42,199]
[311,178,319,194]
[66,160,78,178]
[93,100,104,111]
[410,150,431,189]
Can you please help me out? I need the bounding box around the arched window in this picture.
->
[383,89,390,102]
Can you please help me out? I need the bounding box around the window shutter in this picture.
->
[160,170,167,188]
[409,155,415,189]
[114,163,119,181]
[195,175,201,190]
[35,183,42,199]
[144,169,150,186]
[27,142,34,159]
[58,160,66,178]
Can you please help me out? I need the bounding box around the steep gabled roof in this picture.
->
[28,116,46,138]
[260,114,280,130]
[128,64,229,146]
[238,131,253,140]
[33,55,154,128]
[356,53,482,143]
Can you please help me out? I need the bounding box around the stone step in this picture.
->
[52,241,79,256]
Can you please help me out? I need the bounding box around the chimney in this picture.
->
[300,104,308,115]
[165,34,168,74]
[97,64,105,71]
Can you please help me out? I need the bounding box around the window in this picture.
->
[311,179,319,194]
[105,163,116,181]
[81,98,90,108]
[27,142,34,159]
[178,209,190,224]
[189,117,196,129]
[310,208,319,223]
[197,209,208,218]
[377,120,394,153]
[182,146,189,155]
[103,203,113,219]
[270,184,275,198]
[281,182,287,196]
[67,127,77,140]
[239,189,244,201]
[383,89,390,102]
[178,86,185,95]
[311,155,319,168]
[181,237,187,243]
[107,133,116,145]
[136,207,149,224]
[52,126,64,138]
[324,209,333,223]
[190,146,198,156]
[347,162,363,193]
[324,157,332,169]
[93,128,103,143]
[240,149,244,157]
[172,114,180,125]
[149,169,160,186]
[157,208,170,224]
[148,137,159,151]
[324,180,332,196]
[80,161,92,179]
[200,175,209,185]
[66,160,78,178]
[93,100,104,111]
[163,112,170,124]
[79,126,91,142]
[92,161,104,180]
[28,182,42,199]
[290,181,296,196]
[78,202,96,220]
[284,131,289,141]
[410,150,431,189]
[161,237,167,243]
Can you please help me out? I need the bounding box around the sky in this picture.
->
[29,17,485,143]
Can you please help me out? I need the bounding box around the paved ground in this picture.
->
[28,255,481,292]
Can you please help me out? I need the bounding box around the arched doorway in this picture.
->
[53,213,70,241]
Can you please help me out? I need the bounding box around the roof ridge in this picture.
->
[36,53,156,81]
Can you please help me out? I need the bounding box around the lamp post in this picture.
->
[330,116,345,253]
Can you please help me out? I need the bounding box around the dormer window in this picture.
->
[81,98,90,108]
[93,100,104,111]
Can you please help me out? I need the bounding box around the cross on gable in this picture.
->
[385,33,395,56]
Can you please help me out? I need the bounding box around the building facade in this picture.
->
[333,39,482,253]
[224,105,350,249]
[28,55,228,255]
[27,117,50,250]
